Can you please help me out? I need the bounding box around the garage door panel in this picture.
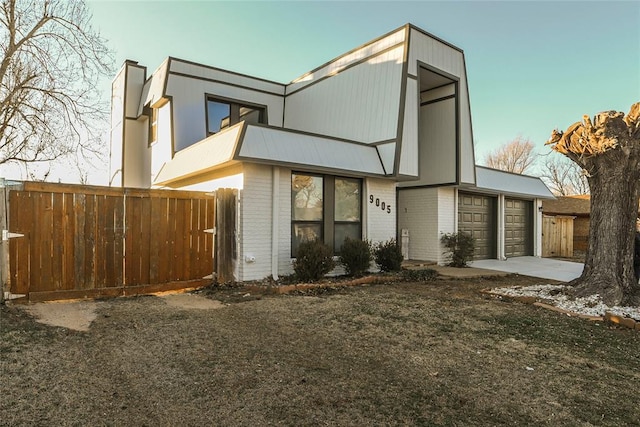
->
[505,198,532,257]
[458,193,496,260]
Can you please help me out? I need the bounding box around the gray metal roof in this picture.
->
[468,166,554,199]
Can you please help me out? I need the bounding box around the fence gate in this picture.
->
[6,182,215,301]
[542,215,575,258]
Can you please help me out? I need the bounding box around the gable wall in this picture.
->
[284,29,406,144]
[399,28,475,185]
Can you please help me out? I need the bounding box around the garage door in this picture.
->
[505,198,533,257]
[458,193,496,260]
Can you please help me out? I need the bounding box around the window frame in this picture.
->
[291,172,362,257]
[205,95,267,136]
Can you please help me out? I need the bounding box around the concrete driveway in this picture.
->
[469,256,584,282]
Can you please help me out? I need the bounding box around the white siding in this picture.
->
[288,28,406,93]
[170,59,285,95]
[239,126,385,175]
[418,98,457,185]
[407,28,475,186]
[364,178,396,244]
[138,59,169,115]
[122,119,150,188]
[408,29,464,77]
[151,101,173,182]
[399,77,419,177]
[125,65,146,118]
[109,68,125,186]
[166,74,285,152]
[284,45,405,143]
[154,124,242,186]
[458,72,476,185]
[376,142,396,175]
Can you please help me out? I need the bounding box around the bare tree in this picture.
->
[484,136,537,174]
[0,0,113,172]
[540,154,589,196]
[547,103,640,306]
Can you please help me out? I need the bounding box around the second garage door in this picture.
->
[505,198,533,257]
[458,193,496,260]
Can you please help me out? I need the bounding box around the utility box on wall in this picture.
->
[401,229,409,260]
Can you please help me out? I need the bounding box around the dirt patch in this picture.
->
[2,275,639,426]
[21,300,100,331]
[17,293,225,331]
[160,293,226,310]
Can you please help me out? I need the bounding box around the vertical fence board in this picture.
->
[180,198,191,280]
[40,193,54,290]
[93,195,105,288]
[205,199,218,271]
[104,196,116,288]
[149,197,162,284]
[74,194,87,289]
[157,197,170,284]
[52,193,64,290]
[10,191,29,294]
[84,195,97,289]
[140,196,151,285]
[113,195,125,287]
[125,196,140,286]
[167,197,177,281]
[191,199,201,278]
[62,193,75,290]
[30,192,43,291]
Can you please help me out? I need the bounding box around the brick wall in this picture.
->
[239,163,274,281]
[397,187,456,264]
[365,178,397,244]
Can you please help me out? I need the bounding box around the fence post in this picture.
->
[0,178,6,303]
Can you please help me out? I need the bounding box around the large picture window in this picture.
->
[206,97,266,135]
[291,173,362,257]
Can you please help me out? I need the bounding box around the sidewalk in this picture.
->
[404,257,584,282]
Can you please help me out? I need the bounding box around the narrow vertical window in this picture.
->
[291,174,323,257]
[334,177,362,252]
[148,107,158,146]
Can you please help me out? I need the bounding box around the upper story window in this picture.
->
[206,97,266,134]
[148,107,158,146]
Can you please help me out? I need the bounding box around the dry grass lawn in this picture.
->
[1,275,639,426]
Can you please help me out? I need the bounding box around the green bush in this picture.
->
[440,232,475,267]
[293,239,335,282]
[401,268,438,282]
[338,238,372,277]
[373,238,404,272]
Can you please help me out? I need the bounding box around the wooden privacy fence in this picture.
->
[6,182,216,301]
[542,215,575,258]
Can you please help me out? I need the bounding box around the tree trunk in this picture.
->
[570,148,640,306]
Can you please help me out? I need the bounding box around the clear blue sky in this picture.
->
[87,0,638,172]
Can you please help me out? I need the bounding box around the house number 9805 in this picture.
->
[369,195,391,214]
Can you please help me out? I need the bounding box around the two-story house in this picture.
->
[109,23,553,282]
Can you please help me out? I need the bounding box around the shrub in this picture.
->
[338,238,372,277]
[440,232,475,267]
[401,268,438,282]
[373,238,404,272]
[293,239,335,282]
